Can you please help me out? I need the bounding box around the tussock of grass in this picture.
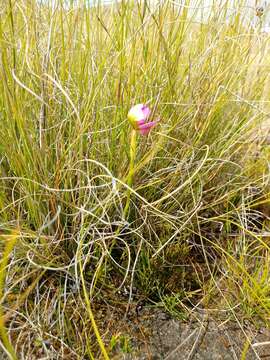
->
[0,0,270,358]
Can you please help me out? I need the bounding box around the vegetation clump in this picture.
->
[0,0,270,358]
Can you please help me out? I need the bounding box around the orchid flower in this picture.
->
[128,104,158,135]
[122,103,159,221]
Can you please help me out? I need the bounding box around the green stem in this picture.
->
[123,129,137,219]
[0,232,19,360]
[78,250,109,360]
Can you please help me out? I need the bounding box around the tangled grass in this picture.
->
[0,0,270,358]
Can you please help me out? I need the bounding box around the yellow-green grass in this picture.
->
[0,0,270,358]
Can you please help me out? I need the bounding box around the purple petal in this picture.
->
[141,105,151,119]
[137,119,146,126]
[138,121,157,135]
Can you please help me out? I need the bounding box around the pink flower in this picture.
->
[127,104,158,135]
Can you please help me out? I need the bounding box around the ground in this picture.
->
[113,309,270,360]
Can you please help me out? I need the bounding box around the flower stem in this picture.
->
[123,129,137,219]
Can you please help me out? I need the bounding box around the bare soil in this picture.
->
[113,309,270,360]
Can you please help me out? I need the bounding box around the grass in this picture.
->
[0,0,270,358]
